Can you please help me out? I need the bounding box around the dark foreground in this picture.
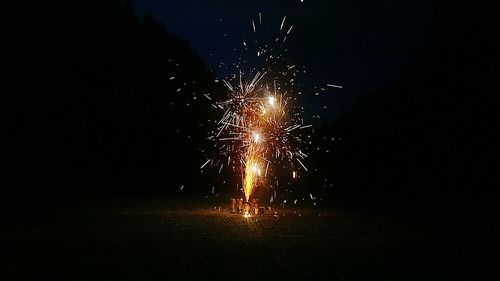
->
[5,199,499,281]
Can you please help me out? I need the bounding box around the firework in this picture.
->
[204,13,316,203]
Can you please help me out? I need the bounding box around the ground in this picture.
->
[5,198,499,281]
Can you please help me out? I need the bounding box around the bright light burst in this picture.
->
[204,13,315,202]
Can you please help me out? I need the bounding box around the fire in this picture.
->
[217,88,305,202]
[243,148,261,201]
[241,94,284,200]
[252,132,261,143]
[203,13,322,207]
[267,96,276,107]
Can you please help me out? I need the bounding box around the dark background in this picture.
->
[131,0,436,119]
[5,0,498,231]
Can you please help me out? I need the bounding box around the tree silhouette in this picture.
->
[315,0,498,228]
[6,0,219,198]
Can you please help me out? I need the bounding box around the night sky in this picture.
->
[132,0,435,119]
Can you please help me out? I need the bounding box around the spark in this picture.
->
[296,158,308,171]
[200,159,210,169]
[267,96,276,107]
[280,16,287,31]
[327,83,343,88]
[253,132,261,143]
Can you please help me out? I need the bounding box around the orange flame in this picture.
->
[242,94,285,201]
[243,146,260,201]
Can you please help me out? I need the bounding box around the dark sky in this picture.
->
[132,0,435,119]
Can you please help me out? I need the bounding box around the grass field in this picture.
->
[5,198,498,280]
